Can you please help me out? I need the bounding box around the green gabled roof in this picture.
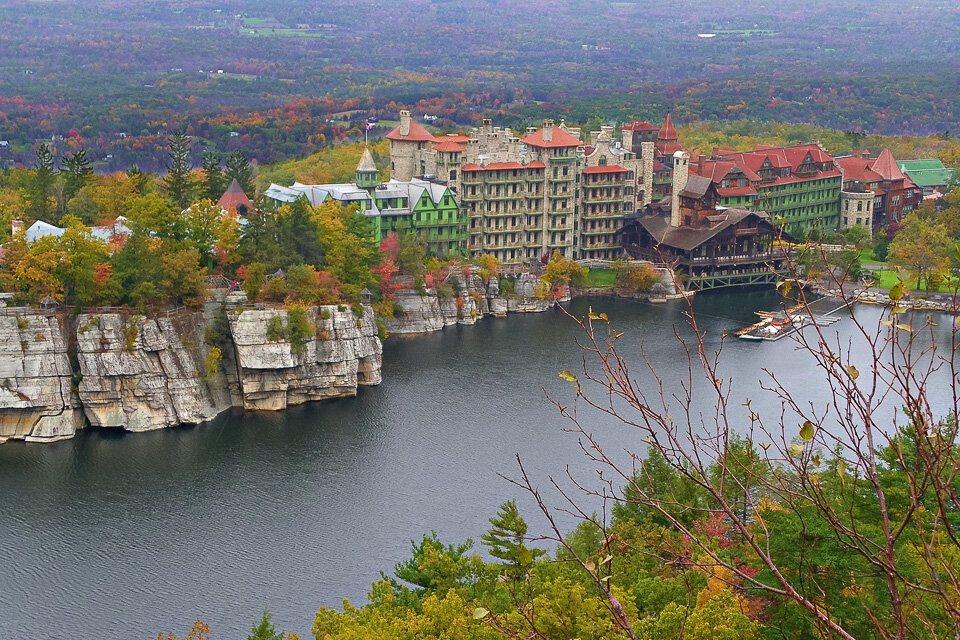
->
[897,158,954,188]
[897,159,947,171]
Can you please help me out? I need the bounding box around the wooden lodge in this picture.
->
[620,173,791,291]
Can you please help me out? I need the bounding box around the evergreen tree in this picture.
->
[163,129,195,209]
[61,149,93,201]
[246,610,284,640]
[29,143,57,222]
[126,164,150,195]
[200,150,225,201]
[481,499,544,571]
[224,149,254,198]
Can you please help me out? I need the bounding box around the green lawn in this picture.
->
[863,267,960,293]
[584,268,616,288]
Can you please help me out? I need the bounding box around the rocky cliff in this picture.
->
[385,272,557,336]
[0,312,83,443]
[228,305,382,411]
[0,300,383,444]
[75,312,232,432]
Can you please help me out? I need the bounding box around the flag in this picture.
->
[366,122,374,131]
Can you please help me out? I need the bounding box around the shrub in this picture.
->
[204,346,222,378]
[321,307,332,320]
[122,322,139,353]
[286,306,314,355]
[614,261,658,292]
[16,317,28,331]
[204,312,231,349]
[351,304,364,318]
[241,263,266,301]
[543,250,586,287]
[261,277,288,302]
[478,253,499,280]
[436,282,455,299]
[266,315,288,342]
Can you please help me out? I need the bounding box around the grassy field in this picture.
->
[862,266,960,293]
[584,268,616,288]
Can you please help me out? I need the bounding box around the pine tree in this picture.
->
[200,150,225,201]
[224,149,254,198]
[29,143,57,222]
[62,149,93,200]
[481,499,544,572]
[164,129,195,209]
[126,164,150,195]
[246,610,284,640]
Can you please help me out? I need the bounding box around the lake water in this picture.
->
[0,293,952,639]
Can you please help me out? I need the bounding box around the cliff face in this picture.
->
[0,300,384,444]
[385,271,558,336]
[0,313,83,443]
[75,313,231,432]
[228,305,382,411]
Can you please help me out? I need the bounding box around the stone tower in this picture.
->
[670,150,690,227]
[386,110,436,181]
[640,141,655,205]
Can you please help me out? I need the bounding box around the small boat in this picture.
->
[738,333,763,342]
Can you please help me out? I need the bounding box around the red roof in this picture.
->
[583,165,628,174]
[623,120,658,132]
[386,119,437,143]
[870,148,907,181]
[433,140,465,152]
[694,159,761,183]
[836,156,883,183]
[521,126,581,148]
[656,142,684,156]
[658,113,677,141]
[717,144,837,178]
[217,179,254,212]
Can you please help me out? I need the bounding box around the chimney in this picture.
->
[399,110,411,137]
[11,219,23,236]
[670,151,690,227]
[542,119,553,143]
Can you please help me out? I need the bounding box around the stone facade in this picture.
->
[839,190,875,231]
[387,113,656,264]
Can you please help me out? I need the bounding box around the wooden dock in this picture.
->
[736,296,846,342]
